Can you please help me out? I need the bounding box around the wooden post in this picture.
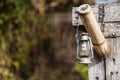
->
[72,3,120,80]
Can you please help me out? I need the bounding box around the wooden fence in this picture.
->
[73,3,120,80]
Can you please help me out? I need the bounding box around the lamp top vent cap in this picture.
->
[80,33,89,40]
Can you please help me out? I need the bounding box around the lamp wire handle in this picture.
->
[75,26,79,38]
[76,26,81,60]
[88,37,94,58]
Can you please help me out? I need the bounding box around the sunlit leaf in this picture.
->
[74,63,88,79]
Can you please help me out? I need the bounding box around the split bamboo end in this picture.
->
[77,4,91,15]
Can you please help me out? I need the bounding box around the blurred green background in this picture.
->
[0,0,94,80]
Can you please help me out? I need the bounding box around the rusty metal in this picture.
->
[99,4,105,32]
[103,31,120,38]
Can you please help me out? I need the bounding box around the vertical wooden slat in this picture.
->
[88,56,105,80]
[105,38,117,80]
[104,3,120,22]
[115,38,120,80]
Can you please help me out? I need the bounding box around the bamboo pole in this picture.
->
[77,4,109,56]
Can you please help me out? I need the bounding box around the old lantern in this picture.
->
[76,33,94,64]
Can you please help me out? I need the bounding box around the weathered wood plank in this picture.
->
[116,38,120,80]
[104,3,120,22]
[94,0,118,4]
[88,55,105,80]
[105,38,117,80]
[72,7,82,26]
[88,23,120,80]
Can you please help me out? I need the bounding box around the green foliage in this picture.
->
[74,63,88,79]
[0,0,37,79]
[0,51,16,80]
[45,74,57,80]
[0,0,90,80]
